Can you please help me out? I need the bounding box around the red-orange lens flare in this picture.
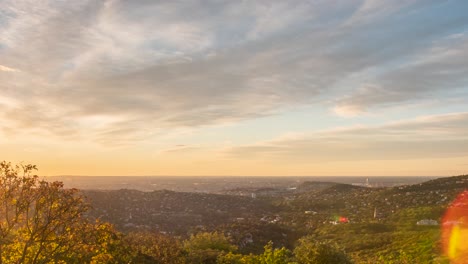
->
[442,190,468,263]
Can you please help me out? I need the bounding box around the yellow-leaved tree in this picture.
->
[0,161,129,264]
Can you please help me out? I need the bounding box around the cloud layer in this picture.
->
[1,0,468,144]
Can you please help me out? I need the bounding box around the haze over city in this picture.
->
[1,0,468,176]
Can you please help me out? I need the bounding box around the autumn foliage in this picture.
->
[0,162,125,263]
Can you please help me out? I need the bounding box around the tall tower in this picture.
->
[366,178,370,187]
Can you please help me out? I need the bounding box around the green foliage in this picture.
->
[370,229,444,264]
[217,252,247,264]
[217,242,293,264]
[252,241,293,264]
[125,232,185,264]
[216,222,298,255]
[184,231,237,264]
[387,206,444,231]
[293,237,353,264]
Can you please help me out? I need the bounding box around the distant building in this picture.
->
[374,207,384,219]
[416,219,438,226]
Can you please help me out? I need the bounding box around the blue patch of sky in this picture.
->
[403,0,468,36]
[163,105,327,146]
[0,8,16,23]
[171,105,378,146]
[177,93,468,146]
[374,1,466,46]
[328,0,468,101]
[0,8,17,51]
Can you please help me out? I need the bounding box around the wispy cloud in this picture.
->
[0,64,18,72]
[225,112,468,161]
[334,34,468,116]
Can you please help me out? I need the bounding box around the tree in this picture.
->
[184,231,237,264]
[251,241,293,264]
[0,161,128,263]
[217,252,246,264]
[124,232,185,264]
[293,237,353,264]
[217,242,292,264]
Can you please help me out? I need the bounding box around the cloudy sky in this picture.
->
[1,0,468,176]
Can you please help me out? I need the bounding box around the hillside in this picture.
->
[83,175,468,262]
[84,189,278,234]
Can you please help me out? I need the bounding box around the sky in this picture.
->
[1,0,468,176]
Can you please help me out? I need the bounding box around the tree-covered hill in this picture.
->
[83,189,278,234]
[78,174,468,263]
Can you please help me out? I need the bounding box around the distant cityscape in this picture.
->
[46,176,438,193]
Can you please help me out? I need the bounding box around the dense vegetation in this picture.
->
[2,161,466,263]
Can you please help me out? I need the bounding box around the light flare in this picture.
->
[442,190,468,263]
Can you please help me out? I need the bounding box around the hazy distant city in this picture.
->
[47,176,437,193]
